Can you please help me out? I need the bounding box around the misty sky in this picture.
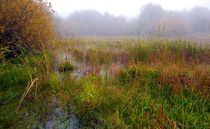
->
[49,0,210,17]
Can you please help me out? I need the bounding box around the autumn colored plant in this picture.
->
[0,0,54,57]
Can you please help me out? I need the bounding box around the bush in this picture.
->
[0,0,54,57]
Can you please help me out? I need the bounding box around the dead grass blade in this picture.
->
[15,78,38,113]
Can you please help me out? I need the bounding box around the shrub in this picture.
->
[0,0,54,57]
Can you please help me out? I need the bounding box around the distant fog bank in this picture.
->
[53,4,210,38]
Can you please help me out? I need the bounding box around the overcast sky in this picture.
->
[48,0,210,17]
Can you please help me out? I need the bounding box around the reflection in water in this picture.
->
[56,49,124,80]
[33,98,80,129]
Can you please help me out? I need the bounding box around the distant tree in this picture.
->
[52,4,210,37]
[138,4,165,34]
[68,10,103,36]
[58,10,130,37]
[53,15,68,38]
[147,16,192,36]
[0,0,54,57]
[188,7,210,32]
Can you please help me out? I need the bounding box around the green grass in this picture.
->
[0,37,209,128]
[58,63,209,128]
[58,61,75,72]
[56,38,209,128]
[0,52,58,128]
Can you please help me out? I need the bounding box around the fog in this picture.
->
[49,0,210,17]
[52,2,210,37]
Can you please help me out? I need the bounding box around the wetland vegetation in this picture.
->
[1,37,209,128]
[0,0,209,128]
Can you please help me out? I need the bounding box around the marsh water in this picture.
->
[32,98,79,129]
[33,47,125,129]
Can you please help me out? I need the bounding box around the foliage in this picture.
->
[0,0,54,57]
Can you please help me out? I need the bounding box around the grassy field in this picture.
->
[0,37,209,128]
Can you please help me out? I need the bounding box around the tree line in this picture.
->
[53,4,210,37]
